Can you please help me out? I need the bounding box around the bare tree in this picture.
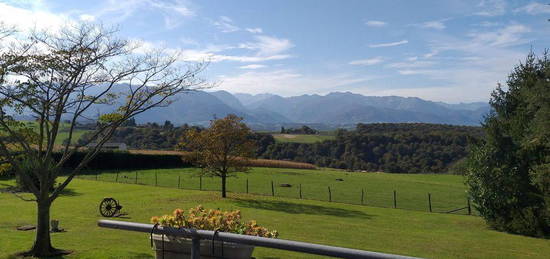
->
[0,23,208,256]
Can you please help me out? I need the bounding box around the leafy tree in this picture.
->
[466,52,549,237]
[179,115,255,198]
[0,23,207,256]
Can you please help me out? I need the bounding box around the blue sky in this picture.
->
[0,0,549,103]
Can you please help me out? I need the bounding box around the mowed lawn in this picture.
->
[1,179,549,258]
[272,134,335,143]
[79,167,472,214]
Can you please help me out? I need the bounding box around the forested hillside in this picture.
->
[261,123,483,173]
[87,122,482,173]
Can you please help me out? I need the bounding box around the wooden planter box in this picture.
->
[151,234,254,259]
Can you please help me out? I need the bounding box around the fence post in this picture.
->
[361,189,364,205]
[135,172,138,184]
[467,198,471,215]
[199,176,202,191]
[116,172,119,183]
[178,175,181,189]
[271,181,275,196]
[299,184,302,199]
[428,193,432,212]
[393,190,397,208]
[246,179,249,194]
[95,173,98,181]
[328,186,332,202]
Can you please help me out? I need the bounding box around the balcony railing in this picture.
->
[98,219,420,259]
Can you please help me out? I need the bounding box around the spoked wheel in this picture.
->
[99,198,119,217]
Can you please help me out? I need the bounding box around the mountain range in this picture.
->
[126,90,490,129]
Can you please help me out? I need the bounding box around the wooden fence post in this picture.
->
[271,181,275,196]
[361,189,364,205]
[246,179,249,194]
[428,193,432,212]
[393,190,397,208]
[299,184,302,199]
[328,186,332,202]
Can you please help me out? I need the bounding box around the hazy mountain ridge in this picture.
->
[46,87,489,128]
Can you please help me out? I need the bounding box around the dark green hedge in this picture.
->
[55,152,189,170]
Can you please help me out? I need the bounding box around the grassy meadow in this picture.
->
[21,121,90,145]
[272,134,335,143]
[77,167,473,215]
[1,178,549,258]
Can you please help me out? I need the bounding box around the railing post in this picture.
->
[191,237,201,259]
[393,190,397,208]
[271,181,275,196]
[428,193,432,212]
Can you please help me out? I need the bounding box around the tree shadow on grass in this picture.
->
[0,183,81,197]
[232,199,372,219]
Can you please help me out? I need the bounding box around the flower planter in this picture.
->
[151,234,254,259]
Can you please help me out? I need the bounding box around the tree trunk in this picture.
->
[221,172,227,198]
[29,199,55,256]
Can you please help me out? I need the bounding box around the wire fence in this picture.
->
[77,170,476,216]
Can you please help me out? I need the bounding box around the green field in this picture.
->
[1,178,549,258]
[77,167,473,215]
[22,121,90,145]
[272,134,335,143]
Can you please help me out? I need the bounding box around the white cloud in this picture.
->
[369,40,408,48]
[418,20,446,30]
[397,69,437,75]
[349,57,384,66]
[0,2,67,31]
[213,16,240,33]
[387,61,436,69]
[133,34,294,63]
[239,35,294,56]
[245,27,263,33]
[239,64,267,69]
[218,70,376,96]
[474,0,506,16]
[95,0,194,29]
[514,2,550,15]
[468,24,531,47]
[478,21,499,27]
[365,20,387,27]
[79,14,95,22]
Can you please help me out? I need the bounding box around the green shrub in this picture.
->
[54,151,190,170]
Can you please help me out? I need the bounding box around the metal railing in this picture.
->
[98,220,420,259]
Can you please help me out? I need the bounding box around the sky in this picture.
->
[0,0,548,103]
